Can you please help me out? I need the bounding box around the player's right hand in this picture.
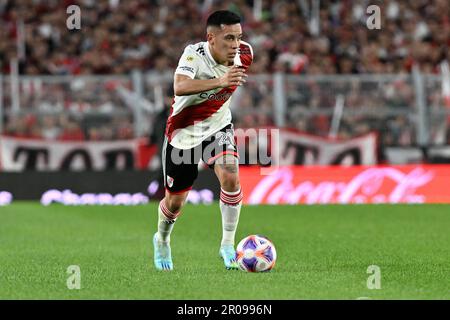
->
[219,66,248,87]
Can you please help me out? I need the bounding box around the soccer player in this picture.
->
[153,10,253,271]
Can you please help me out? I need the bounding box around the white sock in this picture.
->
[157,199,179,243]
[219,188,243,246]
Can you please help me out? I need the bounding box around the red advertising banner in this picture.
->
[240,165,450,204]
[0,135,157,171]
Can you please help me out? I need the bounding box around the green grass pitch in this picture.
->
[0,202,449,299]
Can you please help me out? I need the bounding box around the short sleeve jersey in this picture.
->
[165,41,253,149]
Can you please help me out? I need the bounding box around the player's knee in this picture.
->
[164,196,185,213]
[220,172,240,192]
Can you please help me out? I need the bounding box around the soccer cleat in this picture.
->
[153,233,173,271]
[219,245,239,270]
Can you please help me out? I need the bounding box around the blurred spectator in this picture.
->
[41,115,61,140]
[59,119,85,141]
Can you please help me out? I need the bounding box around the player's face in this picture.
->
[208,24,243,65]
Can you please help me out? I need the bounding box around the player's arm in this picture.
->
[174,66,247,96]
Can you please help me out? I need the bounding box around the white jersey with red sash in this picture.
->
[165,41,253,149]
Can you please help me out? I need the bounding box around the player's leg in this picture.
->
[156,190,188,243]
[153,190,189,271]
[214,154,243,270]
[202,124,242,270]
[154,138,198,271]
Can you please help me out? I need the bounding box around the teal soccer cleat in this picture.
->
[153,233,173,271]
[219,245,239,270]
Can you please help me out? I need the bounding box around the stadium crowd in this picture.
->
[1,0,448,75]
[0,0,449,144]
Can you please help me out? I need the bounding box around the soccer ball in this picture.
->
[236,235,277,272]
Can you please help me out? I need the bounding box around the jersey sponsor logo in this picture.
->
[179,66,194,73]
[199,91,233,101]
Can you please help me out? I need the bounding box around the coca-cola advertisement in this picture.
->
[239,165,450,205]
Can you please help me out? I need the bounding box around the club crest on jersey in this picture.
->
[167,176,174,188]
[186,56,194,62]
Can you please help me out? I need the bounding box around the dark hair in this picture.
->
[206,10,241,27]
